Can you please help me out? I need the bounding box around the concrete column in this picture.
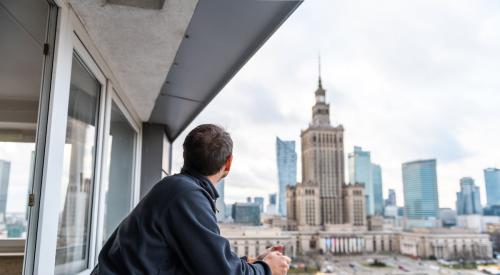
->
[140,123,172,198]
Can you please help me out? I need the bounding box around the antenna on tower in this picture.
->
[318,52,323,89]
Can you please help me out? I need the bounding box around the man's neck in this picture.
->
[206,174,220,186]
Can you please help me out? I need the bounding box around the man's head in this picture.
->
[183,124,233,180]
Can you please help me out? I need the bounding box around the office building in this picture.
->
[215,180,226,222]
[0,0,301,273]
[276,137,297,217]
[232,203,261,226]
[342,184,366,226]
[0,160,11,222]
[254,197,264,213]
[267,193,277,215]
[301,72,345,225]
[402,159,439,219]
[456,177,482,215]
[348,147,383,216]
[385,189,396,206]
[485,168,500,207]
[371,164,384,215]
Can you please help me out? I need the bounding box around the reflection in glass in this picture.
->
[55,54,100,274]
[102,101,136,240]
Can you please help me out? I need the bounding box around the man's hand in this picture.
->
[262,251,291,275]
[255,245,284,261]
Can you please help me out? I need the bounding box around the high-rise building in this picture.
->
[402,159,439,219]
[276,137,297,217]
[232,203,261,226]
[254,197,264,213]
[455,177,482,215]
[342,184,366,226]
[0,160,11,222]
[348,147,383,215]
[484,168,500,207]
[371,164,384,215]
[385,189,397,206]
[267,193,277,215]
[215,180,226,221]
[301,71,345,225]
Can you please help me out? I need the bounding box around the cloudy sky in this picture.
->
[172,0,500,209]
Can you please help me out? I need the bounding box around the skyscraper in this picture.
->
[348,146,383,215]
[0,160,11,222]
[455,177,482,215]
[385,189,396,206]
[301,69,345,225]
[215,180,226,221]
[484,168,500,207]
[402,159,439,219]
[276,137,297,216]
[254,197,264,213]
[267,193,277,215]
[371,164,384,215]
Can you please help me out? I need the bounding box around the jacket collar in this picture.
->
[180,166,219,201]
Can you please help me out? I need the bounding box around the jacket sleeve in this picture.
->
[163,189,271,275]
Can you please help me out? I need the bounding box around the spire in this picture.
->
[318,53,323,89]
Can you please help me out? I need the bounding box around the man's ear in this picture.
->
[224,155,233,172]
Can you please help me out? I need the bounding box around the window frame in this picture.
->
[31,4,143,274]
[94,84,142,256]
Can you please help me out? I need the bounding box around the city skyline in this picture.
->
[169,0,500,209]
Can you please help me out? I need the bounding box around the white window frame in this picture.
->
[31,3,143,274]
[94,84,142,256]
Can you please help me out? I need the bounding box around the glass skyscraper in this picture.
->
[455,177,482,215]
[371,164,384,215]
[348,146,383,215]
[215,180,225,221]
[402,159,439,219]
[484,168,500,207]
[0,160,11,222]
[276,137,297,216]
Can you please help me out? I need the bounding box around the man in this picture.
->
[93,124,290,274]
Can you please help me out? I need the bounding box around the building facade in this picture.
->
[276,137,297,217]
[402,159,439,219]
[484,168,500,207]
[301,76,345,225]
[286,181,321,227]
[372,164,384,215]
[385,188,396,206]
[456,177,482,215]
[232,203,261,226]
[348,147,383,216]
[0,161,10,222]
[342,184,366,226]
[215,180,226,222]
[399,228,492,260]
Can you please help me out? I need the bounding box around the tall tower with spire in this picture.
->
[301,59,345,225]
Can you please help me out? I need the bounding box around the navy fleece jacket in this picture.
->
[92,168,271,275]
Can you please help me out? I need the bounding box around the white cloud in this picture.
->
[173,0,500,209]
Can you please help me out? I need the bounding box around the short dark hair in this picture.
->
[183,124,233,176]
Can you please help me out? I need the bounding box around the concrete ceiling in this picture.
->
[149,0,303,141]
[70,0,302,141]
[70,0,198,121]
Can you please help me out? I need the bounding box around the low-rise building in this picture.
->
[456,214,500,233]
[400,228,492,260]
[232,203,261,226]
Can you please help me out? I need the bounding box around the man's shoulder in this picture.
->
[149,174,203,201]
